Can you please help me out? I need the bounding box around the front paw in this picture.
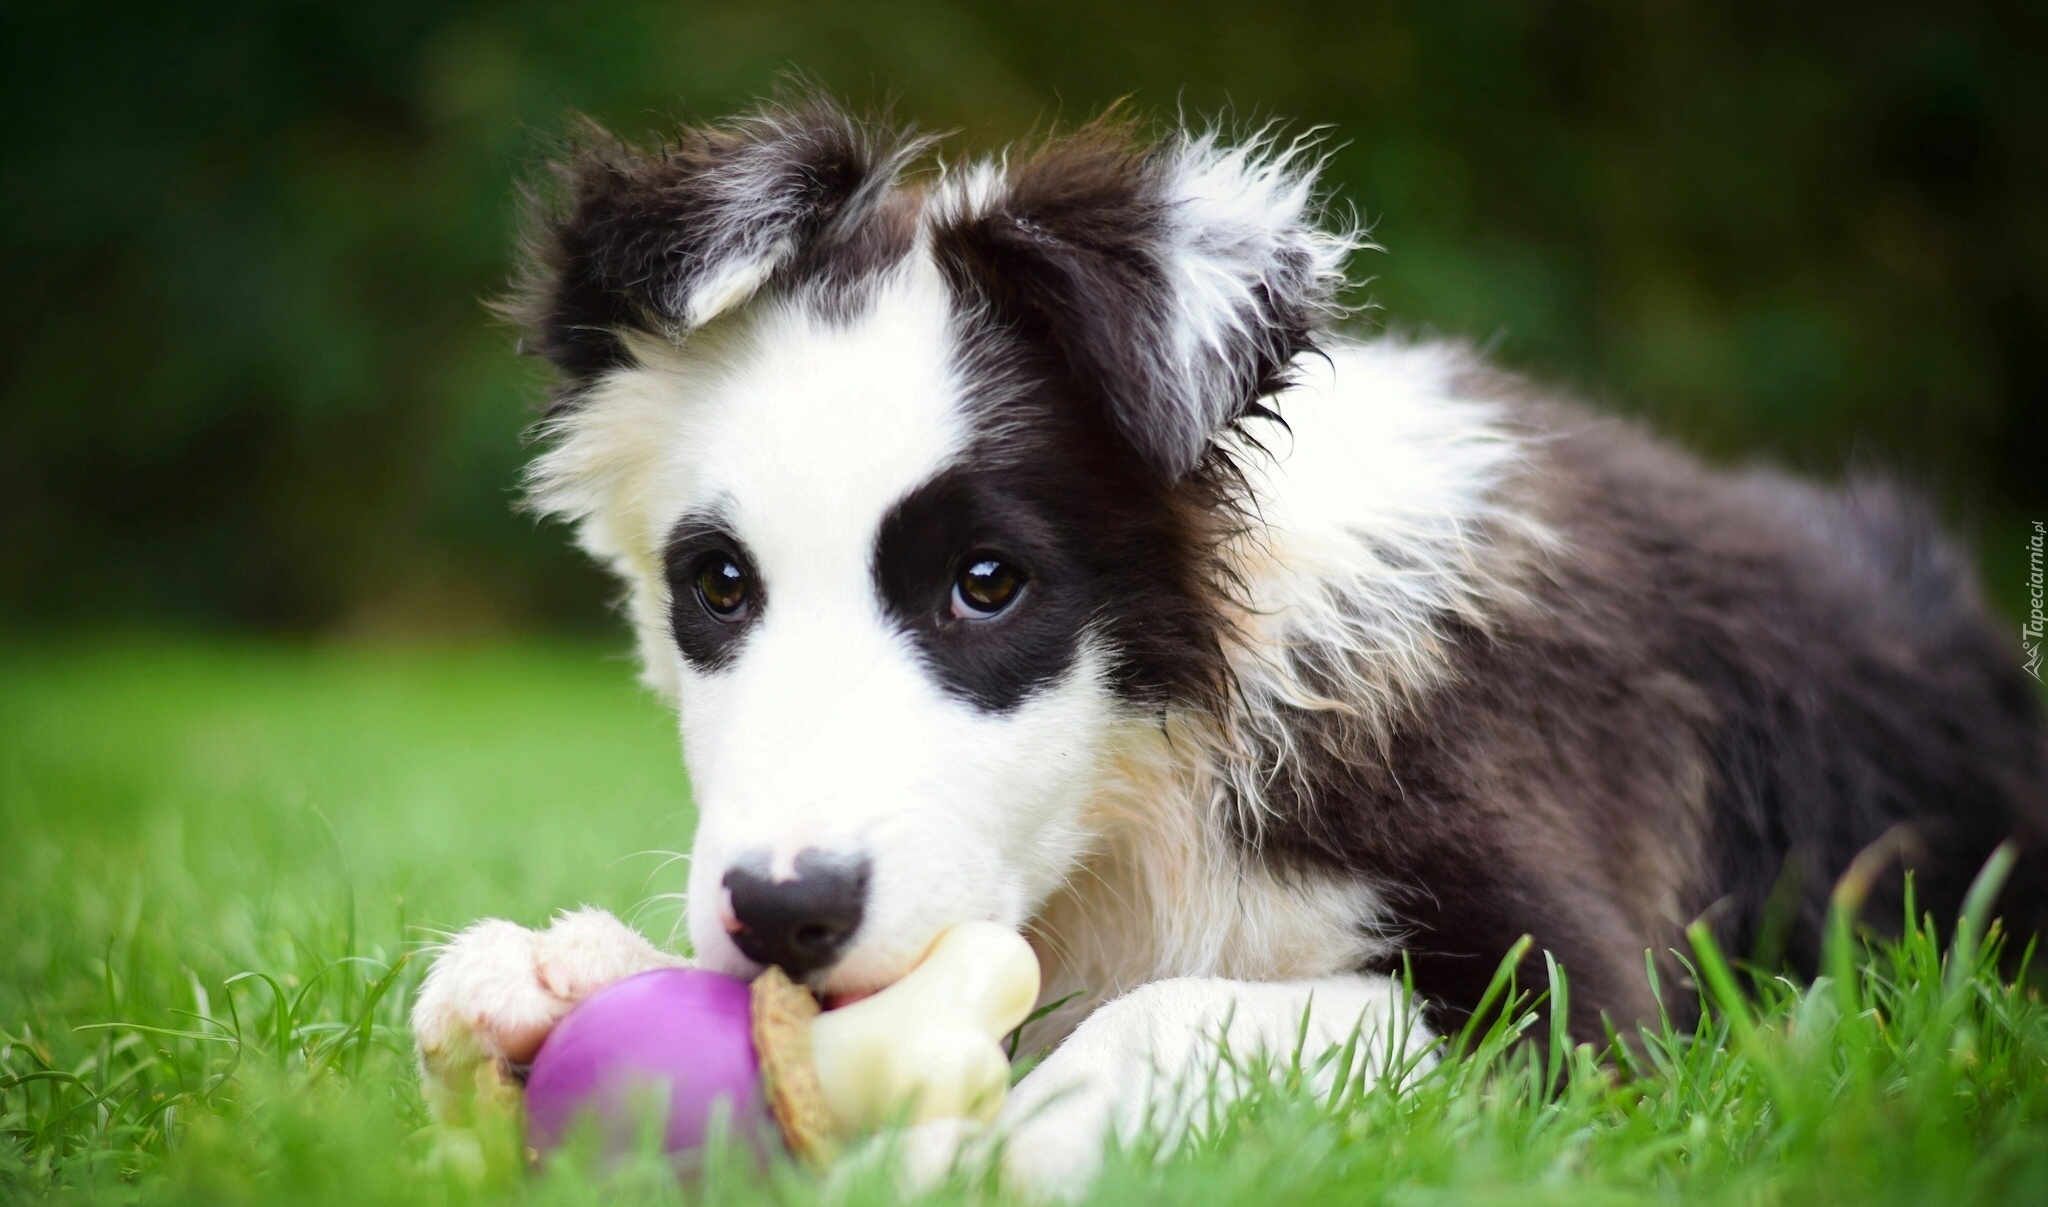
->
[826,1117,991,1197]
[411,908,680,1119]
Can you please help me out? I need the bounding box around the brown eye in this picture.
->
[696,555,750,618]
[952,555,1024,619]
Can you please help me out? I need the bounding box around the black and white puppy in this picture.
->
[412,97,2048,1194]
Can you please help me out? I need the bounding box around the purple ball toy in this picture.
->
[524,968,773,1158]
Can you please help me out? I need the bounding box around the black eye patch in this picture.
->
[872,471,1085,713]
[663,513,765,672]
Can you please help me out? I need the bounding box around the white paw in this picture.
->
[905,1117,995,1188]
[996,1093,1113,1202]
[819,1117,995,1203]
[530,907,680,1004]
[411,908,683,1115]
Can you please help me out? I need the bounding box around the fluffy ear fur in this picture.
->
[933,120,1357,479]
[508,97,931,391]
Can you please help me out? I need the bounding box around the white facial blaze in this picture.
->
[538,258,1118,996]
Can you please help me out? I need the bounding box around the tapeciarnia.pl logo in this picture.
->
[2026,520,2045,682]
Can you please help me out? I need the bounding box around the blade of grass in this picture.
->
[1947,842,2018,995]
[1454,934,1534,1059]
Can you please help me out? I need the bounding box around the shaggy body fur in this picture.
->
[412,96,2048,1194]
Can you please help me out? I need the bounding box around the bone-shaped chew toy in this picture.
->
[522,922,1041,1163]
[753,920,1040,1159]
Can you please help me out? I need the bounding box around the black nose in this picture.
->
[722,851,870,978]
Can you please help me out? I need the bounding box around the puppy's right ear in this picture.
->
[931,118,1355,481]
[509,98,926,386]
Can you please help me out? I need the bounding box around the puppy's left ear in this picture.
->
[509,97,930,388]
[935,122,1356,479]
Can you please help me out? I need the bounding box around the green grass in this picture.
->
[4,636,2046,1205]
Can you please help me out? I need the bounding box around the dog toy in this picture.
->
[522,921,1040,1162]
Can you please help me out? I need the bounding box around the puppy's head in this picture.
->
[518,97,1349,996]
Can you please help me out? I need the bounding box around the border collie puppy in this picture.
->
[412,97,2047,1193]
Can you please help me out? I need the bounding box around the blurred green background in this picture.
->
[5,0,2044,634]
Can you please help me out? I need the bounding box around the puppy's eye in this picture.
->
[952,555,1024,619]
[695,555,751,619]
